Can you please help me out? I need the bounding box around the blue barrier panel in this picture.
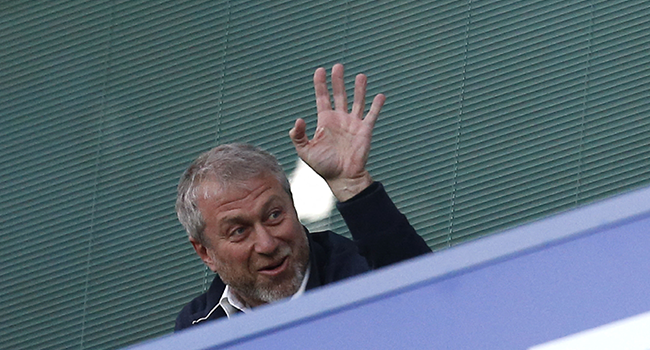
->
[126,185,650,350]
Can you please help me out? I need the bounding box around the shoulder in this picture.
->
[309,230,370,285]
[175,292,208,331]
[174,275,227,331]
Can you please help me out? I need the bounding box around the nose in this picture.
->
[253,224,279,255]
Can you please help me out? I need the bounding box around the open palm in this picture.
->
[290,64,385,201]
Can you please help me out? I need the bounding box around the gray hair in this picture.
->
[175,143,291,243]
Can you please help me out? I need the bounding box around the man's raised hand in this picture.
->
[289,63,385,201]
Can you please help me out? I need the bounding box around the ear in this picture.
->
[189,237,218,272]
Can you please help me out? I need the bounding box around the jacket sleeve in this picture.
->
[336,182,431,269]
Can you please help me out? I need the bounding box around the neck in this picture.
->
[231,288,267,308]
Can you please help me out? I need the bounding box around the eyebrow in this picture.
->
[217,195,285,226]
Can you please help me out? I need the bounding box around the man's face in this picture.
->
[192,174,309,307]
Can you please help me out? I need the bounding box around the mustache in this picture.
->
[255,245,292,270]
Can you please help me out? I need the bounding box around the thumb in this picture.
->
[289,118,309,149]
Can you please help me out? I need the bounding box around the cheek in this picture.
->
[282,211,303,234]
[276,219,303,241]
[210,245,253,272]
[284,219,308,249]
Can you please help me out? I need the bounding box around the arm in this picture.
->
[290,64,431,267]
[337,182,431,268]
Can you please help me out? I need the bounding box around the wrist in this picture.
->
[327,172,374,202]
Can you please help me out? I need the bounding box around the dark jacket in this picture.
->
[174,182,431,331]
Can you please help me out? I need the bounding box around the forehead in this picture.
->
[196,175,288,215]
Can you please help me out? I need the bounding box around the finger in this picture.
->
[331,63,348,111]
[289,118,309,149]
[351,73,367,118]
[313,67,331,113]
[363,94,386,129]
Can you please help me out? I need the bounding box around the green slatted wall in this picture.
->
[1,1,649,349]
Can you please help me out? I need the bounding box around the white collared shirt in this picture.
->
[219,264,311,318]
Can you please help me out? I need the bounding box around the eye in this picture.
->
[267,209,282,222]
[228,227,247,240]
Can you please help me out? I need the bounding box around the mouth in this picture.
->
[258,256,289,276]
